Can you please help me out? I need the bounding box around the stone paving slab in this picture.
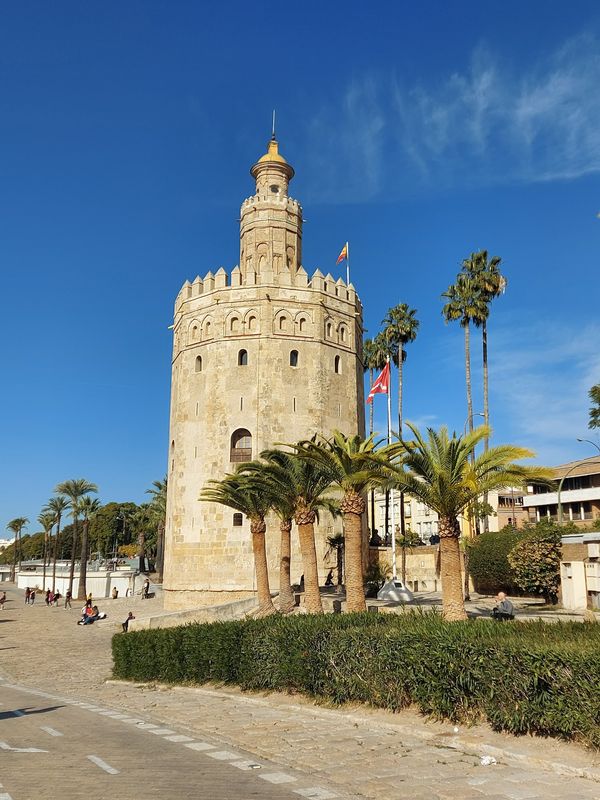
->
[1,584,600,799]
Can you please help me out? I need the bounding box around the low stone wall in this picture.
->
[130,596,258,631]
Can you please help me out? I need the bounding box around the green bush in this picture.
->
[508,522,562,604]
[112,613,600,748]
[468,528,524,594]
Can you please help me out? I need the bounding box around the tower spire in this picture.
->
[272,109,276,140]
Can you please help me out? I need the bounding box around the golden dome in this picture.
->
[251,137,295,180]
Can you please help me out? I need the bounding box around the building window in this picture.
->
[326,322,332,337]
[298,317,306,333]
[334,355,341,374]
[290,350,298,367]
[340,326,347,342]
[279,316,288,331]
[247,315,257,332]
[233,513,243,526]
[204,320,211,338]
[238,349,248,366]
[230,429,252,463]
[195,355,202,373]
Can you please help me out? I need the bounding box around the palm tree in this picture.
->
[243,447,336,614]
[201,473,277,616]
[43,495,70,592]
[325,533,345,592]
[37,512,55,594]
[6,517,28,581]
[55,479,98,596]
[76,497,101,601]
[588,384,600,429]
[382,303,419,439]
[389,423,553,621]
[146,477,167,582]
[363,335,389,535]
[294,432,392,613]
[462,250,506,533]
[442,273,487,438]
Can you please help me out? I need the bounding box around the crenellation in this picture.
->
[192,276,203,296]
[214,267,228,288]
[203,271,215,291]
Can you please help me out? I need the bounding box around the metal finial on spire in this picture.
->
[271,109,276,140]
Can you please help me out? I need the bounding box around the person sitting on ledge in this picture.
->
[492,592,515,621]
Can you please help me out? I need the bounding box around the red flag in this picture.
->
[336,242,348,264]
[366,362,390,404]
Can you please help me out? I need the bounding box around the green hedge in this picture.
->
[468,528,525,594]
[112,613,600,748]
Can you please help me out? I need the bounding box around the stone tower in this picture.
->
[163,135,365,610]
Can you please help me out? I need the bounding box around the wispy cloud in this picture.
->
[490,318,600,464]
[302,32,600,201]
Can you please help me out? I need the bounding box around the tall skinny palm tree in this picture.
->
[43,495,70,592]
[37,512,55,594]
[146,477,167,583]
[442,273,487,437]
[6,517,28,581]
[201,473,276,616]
[389,423,553,621]
[55,479,98,596]
[294,432,392,613]
[382,303,419,439]
[76,497,101,601]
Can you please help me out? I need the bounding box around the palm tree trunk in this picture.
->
[278,519,295,613]
[11,540,17,582]
[42,534,47,594]
[51,516,61,592]
[68,518,78,596]
[343,510,366,613]
[464,322,473,435]
[369,367,375,536]
[336,544,344,590]
[297,522,323,614]
[482,319,490,533]
[439,516,468,621]
[397,351,407,559]
[138,533,146,573]
[250,518,276,616]
[77,520,89,601]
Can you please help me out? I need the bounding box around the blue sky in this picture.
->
[2,1,599,533]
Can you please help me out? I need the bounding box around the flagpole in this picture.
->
[386,356,397,579]
[346,241,350,285]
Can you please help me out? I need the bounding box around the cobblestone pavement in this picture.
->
[1,585,599,800]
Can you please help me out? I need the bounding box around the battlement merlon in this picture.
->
[173,266,360,316]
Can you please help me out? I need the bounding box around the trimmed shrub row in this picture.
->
[112,613,600,748]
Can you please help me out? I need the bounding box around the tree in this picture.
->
[55,479,98,596]
[43,495,70,591]
[76,497,101,601]
[146,477,167,582]
[6,517,28,581]
[364,332,393,538]
[467,527,524,594]
[37,512,55,594]
[293,432,392,613]
[325,533,345,592]
[201,473,276,616]
[242,448,336,614]
[508,523,562,604]
[389,423,553,621]
[442,273,487,438]
[589,384,600,429]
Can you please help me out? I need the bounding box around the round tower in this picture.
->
[163,137,365,609]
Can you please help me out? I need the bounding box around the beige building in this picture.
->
[163,136,364,609]
[524,457,600,527]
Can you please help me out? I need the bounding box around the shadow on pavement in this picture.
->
[0,705,64,720]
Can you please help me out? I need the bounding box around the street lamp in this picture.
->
[463,412,485,436]
[557,459,600,524]
[577,438,600,455]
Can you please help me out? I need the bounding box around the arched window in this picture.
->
[339,326,347,343]
[298,317,306,333]
[326,322,333,338]
[191,325,198,342]
[334,355,341,374]
[233,513,243,526]
[290,350,298,367]
[238,349,248,366]
[279,316,288,331]
[204,320,211,338]
[230,429,252,463]
[195,355,202,373]
[247,315,257,332]
[230,316,240,333]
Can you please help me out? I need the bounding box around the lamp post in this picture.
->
[577,438,600,455]
[557,459,600,525]
[463,411,485,436]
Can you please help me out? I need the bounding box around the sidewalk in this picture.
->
[1,583,599,800]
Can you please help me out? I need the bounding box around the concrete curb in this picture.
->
[105,679,600,784]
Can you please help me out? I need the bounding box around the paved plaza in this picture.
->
[1,584,599,799]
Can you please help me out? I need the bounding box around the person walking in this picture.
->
[45,588,51,606]
[0,591,6,610]
[64,590,72,609]
[25,587,31,605]
[142,578,150,600]
[30,589,36,604]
